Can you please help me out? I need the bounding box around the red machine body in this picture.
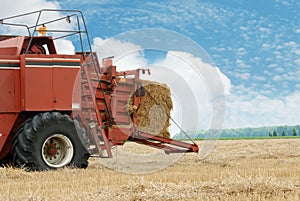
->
[0,10,198,170]
[0,35,81,159]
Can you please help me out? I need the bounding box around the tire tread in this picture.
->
[11,112,89,171]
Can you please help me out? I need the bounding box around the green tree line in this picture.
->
[174,125,300,139]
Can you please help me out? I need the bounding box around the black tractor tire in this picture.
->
[11,112,90,171]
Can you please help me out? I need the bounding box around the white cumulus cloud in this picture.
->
[0,0,59,18]
[152,51,230,132]
[226,91,300,128]
[92,38,231,133]
[92,37,147,70]
[0,0,76,55]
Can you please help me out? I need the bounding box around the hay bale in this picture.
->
[129,80,173,138]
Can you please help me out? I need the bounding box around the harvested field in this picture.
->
[1,139,300,200]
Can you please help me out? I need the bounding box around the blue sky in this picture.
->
[56,0,300,128]
[1,0,300,129]
[69,0,299,97]
[56,2,299,83]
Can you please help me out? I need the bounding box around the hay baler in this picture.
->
[0,10,198,170]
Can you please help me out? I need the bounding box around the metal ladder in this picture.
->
[80,53,112,158]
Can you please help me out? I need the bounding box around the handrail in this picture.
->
[0,9,90,54]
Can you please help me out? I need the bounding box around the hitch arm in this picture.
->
[128,131,199,154]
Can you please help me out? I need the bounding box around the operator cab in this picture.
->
[0,35,56,57]
[21,36,57,55]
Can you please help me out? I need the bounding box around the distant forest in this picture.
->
[174,125,300,139]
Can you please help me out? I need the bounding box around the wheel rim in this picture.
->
[42,134,74,168]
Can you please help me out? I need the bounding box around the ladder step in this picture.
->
[114,115,131,124]
[115,86,132,93]
[82,81,100,89]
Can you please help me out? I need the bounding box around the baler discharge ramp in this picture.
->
[129,132,199,154]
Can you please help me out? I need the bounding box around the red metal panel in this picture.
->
[0,69,18,112]
[24,66,53,110]
[108,126,131,145]
[53,67,80,110]
[21,55,82,111]
[14,69,21,111]
[0,113,18,152]
[0,36,25,56]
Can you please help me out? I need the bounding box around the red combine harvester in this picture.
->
[0,10,198,170]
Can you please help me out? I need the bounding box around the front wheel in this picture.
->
[42,134,74,168]
[12,112,89,171]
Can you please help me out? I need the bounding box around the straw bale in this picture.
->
[128,80,173,138]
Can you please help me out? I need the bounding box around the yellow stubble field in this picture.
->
[1,139,300,201]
